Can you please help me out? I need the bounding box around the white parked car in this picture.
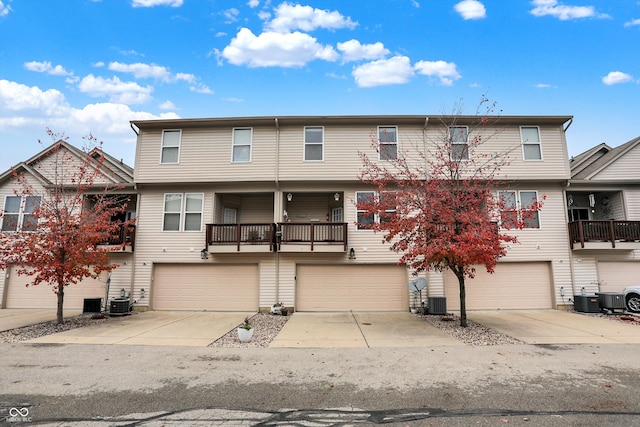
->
[624,286,640,313]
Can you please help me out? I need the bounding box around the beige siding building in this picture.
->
[0,142,137,311]
[129,115,575,313]
[566,137,640,301]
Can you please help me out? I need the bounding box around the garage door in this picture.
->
[444,262,552,310]
[296,264,408,311]
[5,266,107,309]
[153,264,259,311]
[598,262,640,293]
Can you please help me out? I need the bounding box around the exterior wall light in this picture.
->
[287,193,293,202]
[334,193,340,201]
[200,248,209,260]
[140,288,146,299]
[349,248,356,260]
[120,288,126,298]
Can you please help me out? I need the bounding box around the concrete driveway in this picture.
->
[3,308,638,347]
[468,310,640,344]
[0,309,82,332]
[26,311,255,346]
[270,312,462,348]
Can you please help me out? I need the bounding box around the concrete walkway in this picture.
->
[270,312,462,348]
[468,309,640,344]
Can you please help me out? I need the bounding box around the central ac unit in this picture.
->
[428,297,447,315]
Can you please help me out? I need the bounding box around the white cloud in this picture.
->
[248,0,259,8]
[0,79,69,115]
[0,1,12,17]
[77,74,153,104]
[454,0,486,20]
[108,62,196,84]
[337,40,389,62]
[624,18,640,27]
[24,61,72,76]
[414,60,461,86]
[223,8,240,23]
[159,100,176,110]
[131,0,183,7]
[529,0,607,20]
[190,83,213,94]
[602,71,634,85]
[352,56,415,88]
[536,83,554,88]
[222,28,338,67]
[266,3,357,33]
[222,97,244,103]
[0,79,178,167]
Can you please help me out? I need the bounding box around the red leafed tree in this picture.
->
[0,130,132,324]
[358,99,542,327]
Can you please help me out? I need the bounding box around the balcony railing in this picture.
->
[277,222,348,252]
[206,223,275,252]
[568,220,640,249]
[97,225,135,252]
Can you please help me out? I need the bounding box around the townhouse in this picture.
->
[0,141,137,310]
[565,136,640,297]
[128,115,575,313]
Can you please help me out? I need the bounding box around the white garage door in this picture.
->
[445,262,552,310]
[153,264,259,311]
[5,266,107,309]
[598,262,640,293]
[296,264,408,311]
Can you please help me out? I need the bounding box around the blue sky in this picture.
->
[0,0,639,171]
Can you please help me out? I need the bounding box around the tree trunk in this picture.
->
[56,285,65,325]
[456,272,467,328]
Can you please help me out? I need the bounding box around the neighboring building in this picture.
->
[129,115,575,312]
[0,141,137,310]
[566,136,640,297]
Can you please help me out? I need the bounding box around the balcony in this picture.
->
[277,222,348,253]
[97,225,136,252]
[206,223,276,253]
[568,220,640,250]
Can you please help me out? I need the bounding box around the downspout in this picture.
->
[274,118,281,305]
[423,117,429,177]
[563,180,578,301]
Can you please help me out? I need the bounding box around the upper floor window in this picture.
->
[304,126,323,161]
[161,130,181,164]
[521,126,542,160]
[499,190,540,229]
[449,126,469,161]
[232,128,252,162]
[163,193,203,232]
[378,126,398,160]
[1,195,41,232]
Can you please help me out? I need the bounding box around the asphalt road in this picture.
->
[1,343,640,426]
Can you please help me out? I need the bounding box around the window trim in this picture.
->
[303,126,324,162]
[231,127,252,163]
[1,195,41,232]
[162,193,183,232]
[498,190,541,229]
[184,193,204,232]
[160,129,181,164]
[449,126,469,161]
[378,125,398,161]
[356,191,376,230]
[520,126,543,161]
[162,192,204,232]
